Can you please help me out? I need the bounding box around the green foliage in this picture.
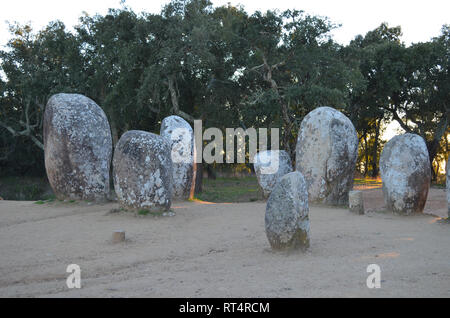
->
[138,209,150,216]
[0,176,52,200]
[137,209,166,217]
[0,1,448,179]
[345,23,449,179]
[196,176,263,202]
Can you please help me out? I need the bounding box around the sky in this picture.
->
[0,0,448,48]
[0,0,448,140]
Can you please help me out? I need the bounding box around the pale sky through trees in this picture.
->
[0,0,448,141]
[0,0,448,47]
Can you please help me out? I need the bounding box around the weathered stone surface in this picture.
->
[349,190,364,215]
[160,115,194,200]
[265,171,310,251]
[380,133,431,215]
[296,106,358,205]
[43,93,112,202]
[253,150,293,198]
[113,130,173,212]
[447,157,450,218]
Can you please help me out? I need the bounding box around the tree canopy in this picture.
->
[1,0,448,180]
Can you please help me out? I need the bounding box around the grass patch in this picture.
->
[0,176,53,201]
[138,209,167,217]
[431,182,446,189]
[138,209,150,216]
[196,176,263,203]
[354,178,382,186]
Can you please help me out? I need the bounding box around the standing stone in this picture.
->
[265,171,310,251]
[348,190,364,215]
[253,150,293,198]
[43,93,112,202]
[447,157,450,218]
[296,106,358,205]
[379,133,431,215]
[113,130,173,212]
[160,115,195,200]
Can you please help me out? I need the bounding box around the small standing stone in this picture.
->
[265,171,310,251]
[112,230,125,243]
[349,190,364,215]
[160,115,195,200]
[113,130,173,212]
[380,133,431,215]
[253,150,293,198]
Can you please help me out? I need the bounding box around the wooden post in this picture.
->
[112,230,125,243]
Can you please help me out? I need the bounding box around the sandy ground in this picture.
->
[361,187,449,219]
[0,188,449,298]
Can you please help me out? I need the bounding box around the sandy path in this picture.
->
[0,197,448,298]
[362,187,449,218]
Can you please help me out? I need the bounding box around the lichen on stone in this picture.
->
[43,93,112,202]
[253,150,293,198]
[380,133,431,215]
[160,115,194,200]
[113,130,173,212]
[265,171,310,251]
[295,106,358,206]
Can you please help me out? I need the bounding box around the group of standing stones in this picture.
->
[43,93,195,212]
[257,106,434,251]
[42,93,444,252]
[257,106,359,251]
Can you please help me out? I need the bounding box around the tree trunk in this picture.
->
[364,135,369,177]
[370,120,380,178]
[167,75,195,123]
[206,164,216,179]
[426,114,448,181]
[110,117,119,146]
[194,163,203,195]
[260,54,293,160]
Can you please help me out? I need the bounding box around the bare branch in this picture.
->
[167,75,195,123]
[249,63,265,72]
[0,100,44,152]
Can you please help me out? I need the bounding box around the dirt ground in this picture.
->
[359,187,449,219]
[0,188,449,298]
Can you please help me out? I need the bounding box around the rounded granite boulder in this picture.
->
[380,133,431,215]
[447,157,450,218]
[160,115,195,200]
[43,93,112,202]
[253,150,293,198]
[295,106,358,205]
[265,171,310,251]
[113,130,173,212]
